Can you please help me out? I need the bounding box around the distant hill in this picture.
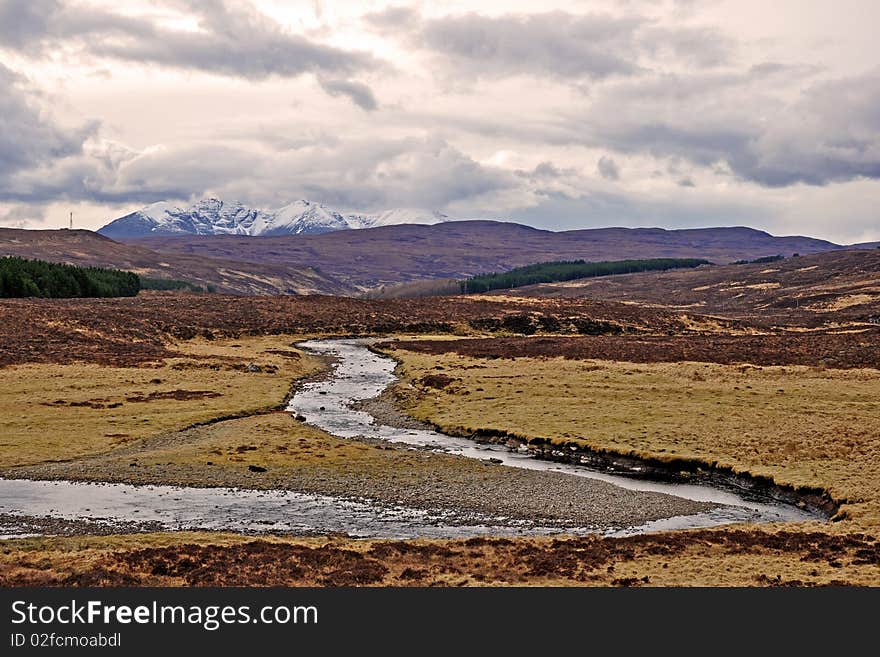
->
[0,229,348,295]
[133,221,844,292]
[1,221,854,296]
[503,248,880,326]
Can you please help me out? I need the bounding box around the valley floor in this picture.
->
[0,292,878,586]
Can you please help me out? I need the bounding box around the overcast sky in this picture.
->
[1,0,878,242]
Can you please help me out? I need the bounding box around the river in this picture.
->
[0,338,819,539]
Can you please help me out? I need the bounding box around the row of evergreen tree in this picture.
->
[0,256,141,298]
[460,258,711,293]
[732,254,785,265]
[139,277,209,293]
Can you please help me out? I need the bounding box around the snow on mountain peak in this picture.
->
[98,198,454,239]
[139,201,181,222]
[368,208,449,227]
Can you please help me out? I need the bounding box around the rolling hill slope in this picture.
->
[0,229,348,295]
[133,221,843,291]
[504,248,880,326]
[1,222,857,296]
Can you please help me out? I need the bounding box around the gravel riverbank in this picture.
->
[3,412,716,534]
[0,512,162,538]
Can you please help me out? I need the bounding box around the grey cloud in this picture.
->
[0,1,380,85]
[419,12,645,80]
[0,0,54,54]
[317,77,378,111]
[741,71,880,186]
[98,144,263,203]
[517,161,578,180]
[597,156,620,180]
[253,130,340,153]
[5,160,111,204]
[274,138,517,210]
[12,143,252,207]
[382,60,880,191]
[0,69,239,206]
[0,63,98,201]
[532,162,563,178]
[397,63,880,191]
[0,0,157,57]
[637,25,732,68]
[577,67,880,187]
[7,134,516,213]
[368,9,732,82]
[0,203,46,228]
[509,189,768,232]
[363,6,420,30]
[391,109,581,147]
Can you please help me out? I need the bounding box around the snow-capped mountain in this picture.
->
[97,198,451,239]
[364,208,450,228]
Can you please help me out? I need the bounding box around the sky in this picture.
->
[0,0,879,243]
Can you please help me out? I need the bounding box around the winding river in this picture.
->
[0,338,820,540]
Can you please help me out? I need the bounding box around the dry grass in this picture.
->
[2,526,876,586]
[677,314,763,334]
[4,328,878,586]
[385,349,880,529]
[0,532,307,586]
[812,293,878,312]
[3,531,265,554]
[0,335,322,468]
[106,412,479,478]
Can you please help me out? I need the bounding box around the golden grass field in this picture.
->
[0,335,322,468]
[384,348,880,530]
[67,410,506,485]
[1,331,878,586]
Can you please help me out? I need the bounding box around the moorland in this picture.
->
[0,241,878,586]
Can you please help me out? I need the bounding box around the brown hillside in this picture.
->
[0,293,685,368]
[0,228,347,295]
[132,221,842,290]
[505,248,880,326]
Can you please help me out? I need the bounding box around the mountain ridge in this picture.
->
[2,221,853,296]
[133,220,844,291]
[98,198,450,238]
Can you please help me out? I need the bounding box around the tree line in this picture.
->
[139,277,210,293]
[460,258,711,293]
[732,254,785,265]
[0,256,140,298]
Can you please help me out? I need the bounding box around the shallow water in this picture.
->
[0,478,600,539]
[0,338,818,540]
[288,338,819,533]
